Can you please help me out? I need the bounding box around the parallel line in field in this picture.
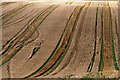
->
[2,4,30,18]
[87,6,98,72]
[0,5,59,66]
[1,5,55,55]
[52,2,90,75]
[3,9,38,27]
[2,4,32,25]
[98,5,104,72]
[43,5,85,76]
[24,5,85,78]
[109,7,119,70]
[2,10,41,50]
[1,12,40,56]
[0,2,14,7]
[1,4,30,18]
[100,2,115,74]
[23,5,77,78]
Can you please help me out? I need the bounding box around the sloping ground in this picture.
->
[1,1,119,78]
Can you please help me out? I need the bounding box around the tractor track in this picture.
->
[0,4,59,66]
[1,1,119,78]
[98,4,104,72]
[2,4,32,26]
[109,6,119,70]
[87,5,99,72]
[1,5,55,51]
[3,9,38,27]
[0,2,15,7]
[99,2,118,76]
[51,2,90,75]
[24,4,85,78]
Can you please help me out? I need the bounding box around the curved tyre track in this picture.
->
[24,5,85,78]
[50,2,98,78]
[51,2,88,75]
[3,8,38,27]
[2,4,32,26]
[0,4,59,66]
[2,3,52,49]
[2,4,75,78]
[1,1,119,78]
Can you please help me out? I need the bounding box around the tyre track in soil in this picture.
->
[110,2,119,69]
[2,4,32,26]
[68,2,96,76]
[50,2,98,78]
[98,3,104,72]
[24,4,85,78]
[0,2,14,7]
[109,4,119,70]
[2,3,52,49]
[91,3,102,72]
[70,2,95,72]
[87,4,98,72]
[9,4,75,78]
[1,1,119,78]
[0,4,59,67]
[3,9,38,27]
[2,3,28,16]
[42,5,85,77]
[50,2,89,76]
[1,5,56,76]
[101,2,118,77]
[1,3,23,17]
[109,3,119,73]
[1,4,55,53]
[4,1,75,27]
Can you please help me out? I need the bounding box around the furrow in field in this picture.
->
[87,5,98,72]
[0,5,59,66]
[50,2,97,78]
[0,3,22,17]
[1,5,55,54]
[24,5,80,78]
[42,5,85,77]
[3,9,37,27]
[91,2,102,72]
[2,3,28,17]
[101,2,117,77]
[2,3,52,49]
[69,1,96,76]
[98,3,104,72]
[109,6,119,70]
[109,3,119,71]
[50,2,87,76]
[0,3,22,18]
[2,4,32,25]
[1,2,14,7]
[8,4,75,78]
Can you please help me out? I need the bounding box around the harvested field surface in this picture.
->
[0,1,119,78]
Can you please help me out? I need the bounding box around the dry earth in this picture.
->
[0,1,119,78]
